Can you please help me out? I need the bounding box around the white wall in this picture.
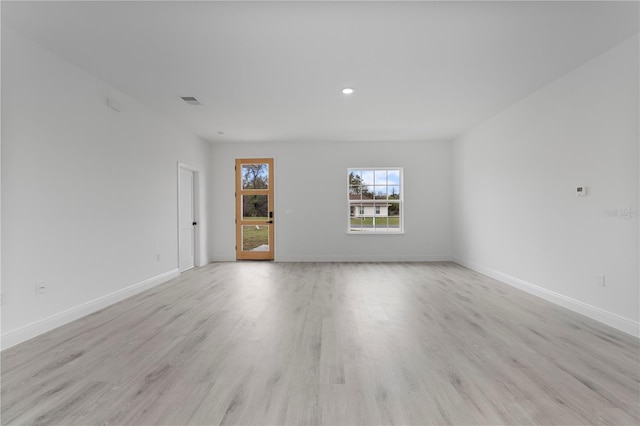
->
[210,140,451,262]
[452,35,639,336]
[1,29,211,348]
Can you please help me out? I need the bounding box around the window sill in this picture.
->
[347,230,405,235]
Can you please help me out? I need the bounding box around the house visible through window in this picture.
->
[348,168,403,233]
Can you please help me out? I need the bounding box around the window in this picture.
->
[348,168,403,233]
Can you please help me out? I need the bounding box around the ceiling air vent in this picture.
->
[180,96,201,106]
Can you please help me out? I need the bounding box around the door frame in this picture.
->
[177,162,200,270]
[235,158,275,260]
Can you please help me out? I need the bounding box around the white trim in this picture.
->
[209,255,235,262]
[453,257,640,338]
[346,230,405,235]
[276,254,452,262]
[177,162,200,270]
[0,269,180,351]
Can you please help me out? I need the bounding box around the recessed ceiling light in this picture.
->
[342,88,355,95]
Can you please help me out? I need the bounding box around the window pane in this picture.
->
[374,216,388,229]
[361,170,374,186]
[349,202,363,216]
[362,186,374,200]
[387,170,400,185]
[350,216,363,232]
[374,170,387,185]
[374,186,387,199]
[242,225,269,251]
[242,164,269,189]
[349,170,362,183]
[388,186,400,200]
[375,202,387,216]
[388,202,400,230]
[242,194,268,219]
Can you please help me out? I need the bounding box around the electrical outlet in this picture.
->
[35,281,46,295]
[156,253,161,262]
[598,274,606,287]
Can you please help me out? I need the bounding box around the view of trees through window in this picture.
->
[348,168,402,233]
[242,164,269,219]
[240,162,270,251]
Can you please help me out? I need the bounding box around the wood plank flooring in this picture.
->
[2,262,639,425]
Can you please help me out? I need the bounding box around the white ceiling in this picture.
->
[2,1,639,143]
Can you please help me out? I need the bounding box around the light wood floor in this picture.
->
[2,262,639,425]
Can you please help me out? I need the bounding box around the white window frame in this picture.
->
[347,167,404,234]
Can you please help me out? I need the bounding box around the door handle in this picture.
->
[192,222,198,226]
[266,220,273,224]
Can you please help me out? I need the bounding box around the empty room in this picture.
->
[1,1,638,425]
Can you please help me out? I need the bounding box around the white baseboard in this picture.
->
[453,257,639,338]
[209,255,235,262]
[0,269,180,351]
[209,254,453,263]
[275,254,453,262]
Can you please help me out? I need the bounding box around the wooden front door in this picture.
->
[235,158,274,260]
